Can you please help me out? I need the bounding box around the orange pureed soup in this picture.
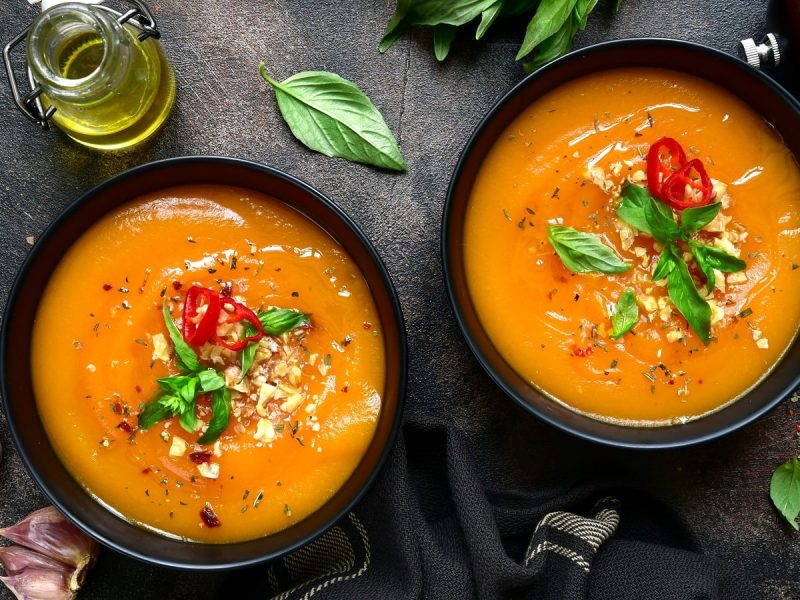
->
[32,185,385,541]
[464,68,800,425]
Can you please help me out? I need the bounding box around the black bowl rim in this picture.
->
[0,155,407,570]
[441,38,800,450]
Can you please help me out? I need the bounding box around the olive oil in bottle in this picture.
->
[24,2,175,150]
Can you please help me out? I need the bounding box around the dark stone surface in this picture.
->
[0,0,798,598]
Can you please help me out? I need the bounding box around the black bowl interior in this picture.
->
[443,39,800,449]
[1,157,406,569]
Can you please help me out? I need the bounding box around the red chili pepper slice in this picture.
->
[660,158,713,210]
[182,286,221,347]
[646,137,687,198]
[212,297,265,351]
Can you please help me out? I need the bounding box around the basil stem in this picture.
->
[197,388,231,445]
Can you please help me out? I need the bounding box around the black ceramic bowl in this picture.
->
[443,39,800,449]
[1,157,406,569]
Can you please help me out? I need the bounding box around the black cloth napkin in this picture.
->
[223,421,753,600]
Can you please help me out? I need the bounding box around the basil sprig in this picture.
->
[771,457,800,530]
[610,289,638,339]
[688,241,746,292]
[259,65,406,172]
[380,0,617,68]
[680,203,721,233]
[138,303,229,443]
[547,225,631,274]
[198,388,231,445]
[617,183,679,244]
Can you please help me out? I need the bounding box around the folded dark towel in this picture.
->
[225,423,752,600]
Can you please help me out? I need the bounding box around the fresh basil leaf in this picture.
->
[573,0,599,29]
[158,394,185,415]
[652,246,677,281]
[179,399,197,434]
[434,24,457,60]
[157,374,194,394]
[379,0,497,52]
[547,225,631,274]
[771,457,800,531]
[239,323,260,382]
[197,388,231,445]
[258,308,311,336]
[689,241,746,273]
[665,246,711,344]
[617,183,679,244]
[137,397,172,430]
[197,369,225,392]
[259,66,406,172]
[522,13,577,73]
[162,301,200,373]
[476,1,503,39]
[610,289,638,339]
[680,203,721,234]
[516,0,578,61]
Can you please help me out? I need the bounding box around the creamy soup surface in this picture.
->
[464,68,800,425]
[33,185,385,542]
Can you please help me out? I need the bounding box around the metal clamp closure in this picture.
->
[1,0,162,130]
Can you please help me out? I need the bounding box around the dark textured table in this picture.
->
[1,1,798,598]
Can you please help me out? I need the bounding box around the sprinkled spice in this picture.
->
[254,490,264,508]
[103,284,113,291]
[283,503,292,517]
[189,451,213,464]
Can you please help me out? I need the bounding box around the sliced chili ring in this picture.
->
[182,286,221,347]
[213,297,265,350]
[646,137,687,198]
[661,158,713,209]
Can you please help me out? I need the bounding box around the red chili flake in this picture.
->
[189,451,213,464]
[172,281,183,291]
[114,401,123,414]
[135,385,142,393]
[363,322,372,330]
[795,424,800,433]
[570,344,593,358]
[103,284,113,291]
[141,467,151,474]
[668,380,675,385]
[698,379,703,384]
[341,386,349,393]
[200,503,221,528]
[117,421,133,433]
[220,282,232,297]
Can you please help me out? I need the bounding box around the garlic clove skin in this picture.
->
[0,507,99,572]
[0,568,74,600]
[0,546,72,577]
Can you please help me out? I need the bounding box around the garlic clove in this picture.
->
[0,568,74,600]
[0,546,72,577]
[0,507,99,572]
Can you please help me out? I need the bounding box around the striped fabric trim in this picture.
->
[523,496,620,573]
[270,513,372,600]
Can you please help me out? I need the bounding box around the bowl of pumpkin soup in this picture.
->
[1,157,406,568]
[443,39,800,448]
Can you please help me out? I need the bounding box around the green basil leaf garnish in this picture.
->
[258,308,311,336]
[664,245,711,345]
[617,183,679,243]
[516,0,579,61]
[610,289,639,339]
[476,2,503,39]
[162,301,200,373]
[652,246,677,281]
[547,225,631,274]
[770,457,800,531]
[137,397,173,430]
[680,202,721,234]
[433,24,457,60]
[689,241,747,273]
[197,369,226,392]
[239,322,260,382]
[179,399,197,434]
[197,388,231,445]
[157,374,194,394]
[259,65,406,172]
